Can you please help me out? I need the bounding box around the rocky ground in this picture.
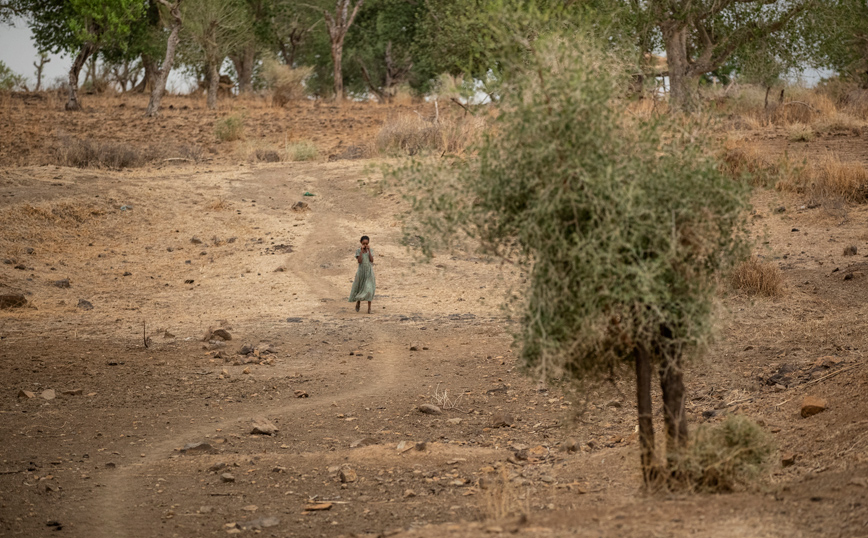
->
[1,95,867,538]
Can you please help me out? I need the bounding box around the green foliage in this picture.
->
[395,35,749,382]
[0,60,28,91]
[672,415,775,492]
[24,0,145,55]
[215,115,245,142]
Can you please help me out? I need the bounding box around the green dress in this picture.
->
[349,248,376,302]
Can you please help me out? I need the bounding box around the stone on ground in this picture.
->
[418,404,442,415]
[800,396,828,418]
[250,417,279,435]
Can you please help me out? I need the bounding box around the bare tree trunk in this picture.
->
[66,42,96,111]
[661,24,695,111]
[207,60,219,110]
[635,343,658,486]
[146,0,183,117]
[659,355,688,459]
[331,42,344,102]
[134,55,158,93]
[324,0,364,103]
[231,42,256,94]
[34,54,50,92]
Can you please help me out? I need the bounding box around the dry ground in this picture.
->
[0,93,867,538]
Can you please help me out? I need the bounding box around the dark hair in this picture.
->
[360,235,370,242]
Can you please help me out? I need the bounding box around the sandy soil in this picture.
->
[1,95,867,538]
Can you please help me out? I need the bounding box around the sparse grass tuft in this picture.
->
[479,468,530,521]
[719,140,777,187]
[729,257,785,297]
[786,123,814,142]
[261,56,311,107]
[54,136,201,169]
[670,415,775,493]
[215,115,245,142]
[285,140,318,161]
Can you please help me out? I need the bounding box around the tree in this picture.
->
[33,52,50,91]
[0,0,24,23]
[620,0,820,110]
[24,0,144,110]
[395,35,749,485]
[145,0,183,117]
[0,60,28,91]
[323,0,364,102]
[183,0,252,109]
[806,0,868,86]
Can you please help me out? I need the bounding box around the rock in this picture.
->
[62,389,83,396]
[850,477,868,488]
[294,390,308,398]
[181,442,217,455]
[238,516,280,530]
[255,150,280,163]
[490,411,515,428]
[563,439,580,453]
[801,396,827,418]
[211,329,232,341]
[409,345,420,351]
[17,389,35,399]
[446,418,463,425]
[304,503,332,511]
[40,389,56,400]
[241,505,258,512]
[290,201,309,212]
[77,299,93,310]
[191,237,203,244]
[53,278,70,288]
[404,489,416,498]
[781,452,796,467]
[220,473,235,483]
[350,437,378,448]
[242,367,251,375]
[339,468,358,483]
[843,245,858,256]
[208,462,227,472]
[773,206,786,214]
[418,404,442,415]
[198,506,213,514]
[0,295,27,309]
[251,417,279,436]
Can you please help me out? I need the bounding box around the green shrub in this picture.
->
[215,115,245,142]
[0,61,27,91]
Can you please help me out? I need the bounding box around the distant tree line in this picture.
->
[2,0,867,113]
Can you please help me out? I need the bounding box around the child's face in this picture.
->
[361,239,369,248]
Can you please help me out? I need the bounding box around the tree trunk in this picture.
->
[231,42,256,94]
[635,343,658,486]
[659,355,688,459]
[331,38,344,103]
[134,55,158,93]
[146,3,183,118]
[207,60,219,110]
[66,43,96,111]
[661,24,695,111]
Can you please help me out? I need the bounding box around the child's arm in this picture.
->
[369,249,374,264]
[356,249,363,264]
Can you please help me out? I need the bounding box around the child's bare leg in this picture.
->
[367,301,372,314]
[355,301,360,312]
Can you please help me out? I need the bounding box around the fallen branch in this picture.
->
[802,363,862,387]
[0,469,25,475]
[449,97,475,116]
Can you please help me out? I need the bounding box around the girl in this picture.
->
[349,235,375,313]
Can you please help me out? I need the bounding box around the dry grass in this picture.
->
[0,200,108,258]
[285,140,318,161]
[670,415,775,493]
[261,56,311,107]
[729,257,785,297]
[721,84,864,132]
[215,115,245,142]
[374,112,485,156]
[719,139,779,187]
[786,123,814,142]
[53,135,202,169]
[479,468,530,521]
[776,153,868,204]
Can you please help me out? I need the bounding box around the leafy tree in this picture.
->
[323,0,365,102]
[182,0,252,109]
[395,34,749,485]
[806,0,868,86]
[0,0,24,24]
[24,0,144,109]
[613,0,824,110]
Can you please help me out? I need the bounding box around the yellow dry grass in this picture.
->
[776,153,868,204]
[478,468,530,521]
[374,112,486,156]
[729,257,785,297]
[0,199,108,258]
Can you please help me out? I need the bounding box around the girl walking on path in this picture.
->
[349,235,375,313]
